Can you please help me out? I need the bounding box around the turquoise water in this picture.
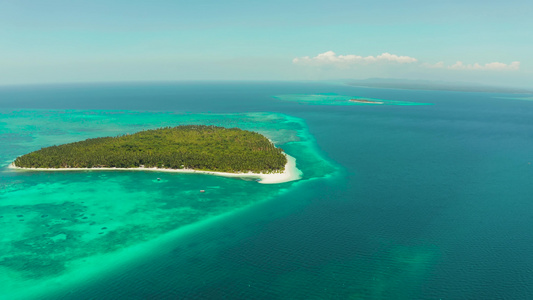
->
[273,93,431,106]
[1,82,533,299]
[0,110,337,298]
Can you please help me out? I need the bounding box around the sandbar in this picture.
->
[349,98,384,104]
[8,154,302,184]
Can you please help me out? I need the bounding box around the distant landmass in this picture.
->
[346,78,533,94]
[13,125,287,174]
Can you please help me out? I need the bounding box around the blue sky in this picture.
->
[1,0,531,87]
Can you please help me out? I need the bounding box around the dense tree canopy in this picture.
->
[14,125,287,173]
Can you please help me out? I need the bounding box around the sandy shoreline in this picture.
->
[8,154,302,184]
[349,99,384,104]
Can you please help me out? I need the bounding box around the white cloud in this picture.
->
[375,52,418,63]
[448,61,520,71]
[294,51,521,72]
[292,51,418,66]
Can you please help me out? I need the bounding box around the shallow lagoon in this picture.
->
[0,109,337,298]
[273,93,432,106]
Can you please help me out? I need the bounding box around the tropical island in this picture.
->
[348,98,384,104]
[11,125,300,184]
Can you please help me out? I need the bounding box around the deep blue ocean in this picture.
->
[1,81,533,299]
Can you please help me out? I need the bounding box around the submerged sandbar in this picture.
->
[273,94,431,106]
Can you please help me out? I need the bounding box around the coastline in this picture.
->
[8,154,302,184]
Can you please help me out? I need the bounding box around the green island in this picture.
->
[13,125,287,173]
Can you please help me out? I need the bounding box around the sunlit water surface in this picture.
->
[1,82,532,299]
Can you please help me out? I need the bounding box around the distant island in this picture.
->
[13,125,289,176]
[349,98,384,104]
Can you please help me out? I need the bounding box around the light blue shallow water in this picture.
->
[273,93,431,105]
[1,82,532,299]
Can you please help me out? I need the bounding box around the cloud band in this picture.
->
[294,51,520,71]
[292,51,418,65]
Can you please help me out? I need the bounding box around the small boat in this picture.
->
[200,190,205,193]
[157,178,161,181]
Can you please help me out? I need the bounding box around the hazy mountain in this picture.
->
[346,78,533,94]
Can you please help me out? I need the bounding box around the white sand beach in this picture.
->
[9,154,302,184]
